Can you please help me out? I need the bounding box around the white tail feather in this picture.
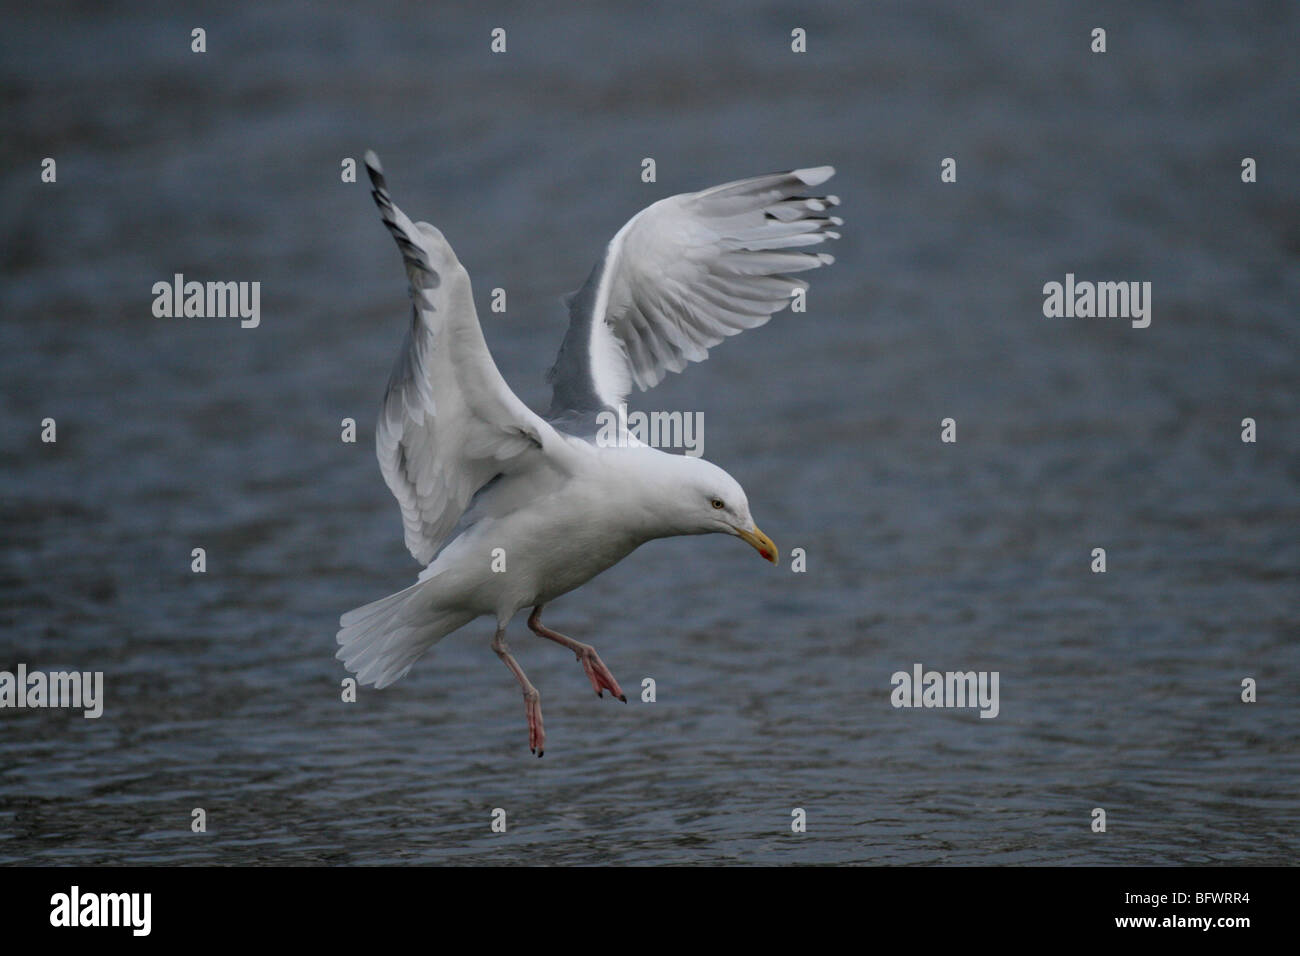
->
[336,579,475,689]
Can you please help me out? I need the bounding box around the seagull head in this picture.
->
[645,453,778,564]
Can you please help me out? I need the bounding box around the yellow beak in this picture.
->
[736,524,779,564]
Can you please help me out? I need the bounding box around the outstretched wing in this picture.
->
[364,151,566,565]
[546,167,841,416]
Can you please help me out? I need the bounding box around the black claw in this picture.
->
[619,694,627,703]
[537,750,544,758]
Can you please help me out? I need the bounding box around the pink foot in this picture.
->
[523,688,545,757]
[576,645,626,702]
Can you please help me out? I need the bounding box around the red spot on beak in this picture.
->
[760,550,772,561]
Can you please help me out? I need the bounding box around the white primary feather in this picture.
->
[568,166,841,410]
[363,151,569,565]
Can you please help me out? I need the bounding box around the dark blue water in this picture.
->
[1,0,1296,864]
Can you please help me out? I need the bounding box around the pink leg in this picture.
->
[528,606,627,703]
[492,627,545,756]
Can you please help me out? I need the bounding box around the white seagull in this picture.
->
[338,152,840,755]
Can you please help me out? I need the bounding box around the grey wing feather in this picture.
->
[364,151,564,564]
[547,166,841,416]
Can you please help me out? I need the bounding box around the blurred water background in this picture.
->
[1,0,1297,864]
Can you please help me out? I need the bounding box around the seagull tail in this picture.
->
[336,578,475,689]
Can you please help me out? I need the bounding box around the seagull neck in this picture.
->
[608,449,699,543]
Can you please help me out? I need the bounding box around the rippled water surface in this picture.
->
[1,1,1297,864]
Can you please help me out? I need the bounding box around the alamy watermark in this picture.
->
[50,886,150,936]
[595,402,704,457]
[1042,273,1151,328]
[0,664,103,718]
[151,273,260,328]
[891,662,999,718]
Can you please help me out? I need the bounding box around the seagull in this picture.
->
[338,151,840,755]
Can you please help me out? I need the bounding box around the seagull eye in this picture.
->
[710,498,725,510]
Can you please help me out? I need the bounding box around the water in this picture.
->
[1,0,1297,865]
